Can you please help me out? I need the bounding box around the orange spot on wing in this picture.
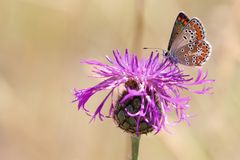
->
[202,47,207,53]
[196,59,201,65]
[196,30,200,35]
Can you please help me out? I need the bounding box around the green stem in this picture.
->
[131,135,141,160]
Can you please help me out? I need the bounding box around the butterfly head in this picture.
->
[163,50,170,58]
[163,50,179,64]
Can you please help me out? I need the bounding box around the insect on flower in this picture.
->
[73,49,214,135]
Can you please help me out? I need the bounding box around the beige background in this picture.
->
[0,0,240,160]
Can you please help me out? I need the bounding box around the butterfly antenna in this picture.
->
[143,47,160,50]
[143,47,166,53]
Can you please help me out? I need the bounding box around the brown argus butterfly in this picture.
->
[164,12,212,66]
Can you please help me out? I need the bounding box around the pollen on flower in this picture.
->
[73,49,214,136]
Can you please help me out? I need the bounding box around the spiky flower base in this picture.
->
[114,96,152,134]
[113,80,160,135]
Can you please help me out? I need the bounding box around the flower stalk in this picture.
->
[131,135,140,160]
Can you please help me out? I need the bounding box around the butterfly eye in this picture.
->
[164,52,169,57]
[181,49,184,52]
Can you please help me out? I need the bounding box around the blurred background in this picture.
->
[0,0,240,160]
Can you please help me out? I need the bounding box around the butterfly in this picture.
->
[164,12,212,66]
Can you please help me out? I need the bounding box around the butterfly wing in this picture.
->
[170,18,212,66]
[167,12,190,51]
[174,40,212,66]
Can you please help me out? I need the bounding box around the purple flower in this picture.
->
[73,49,214,135]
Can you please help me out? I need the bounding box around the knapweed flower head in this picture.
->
[73,49,214,135]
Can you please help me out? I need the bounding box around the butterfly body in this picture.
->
[163,50,178,64]
[165,12,212,66]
